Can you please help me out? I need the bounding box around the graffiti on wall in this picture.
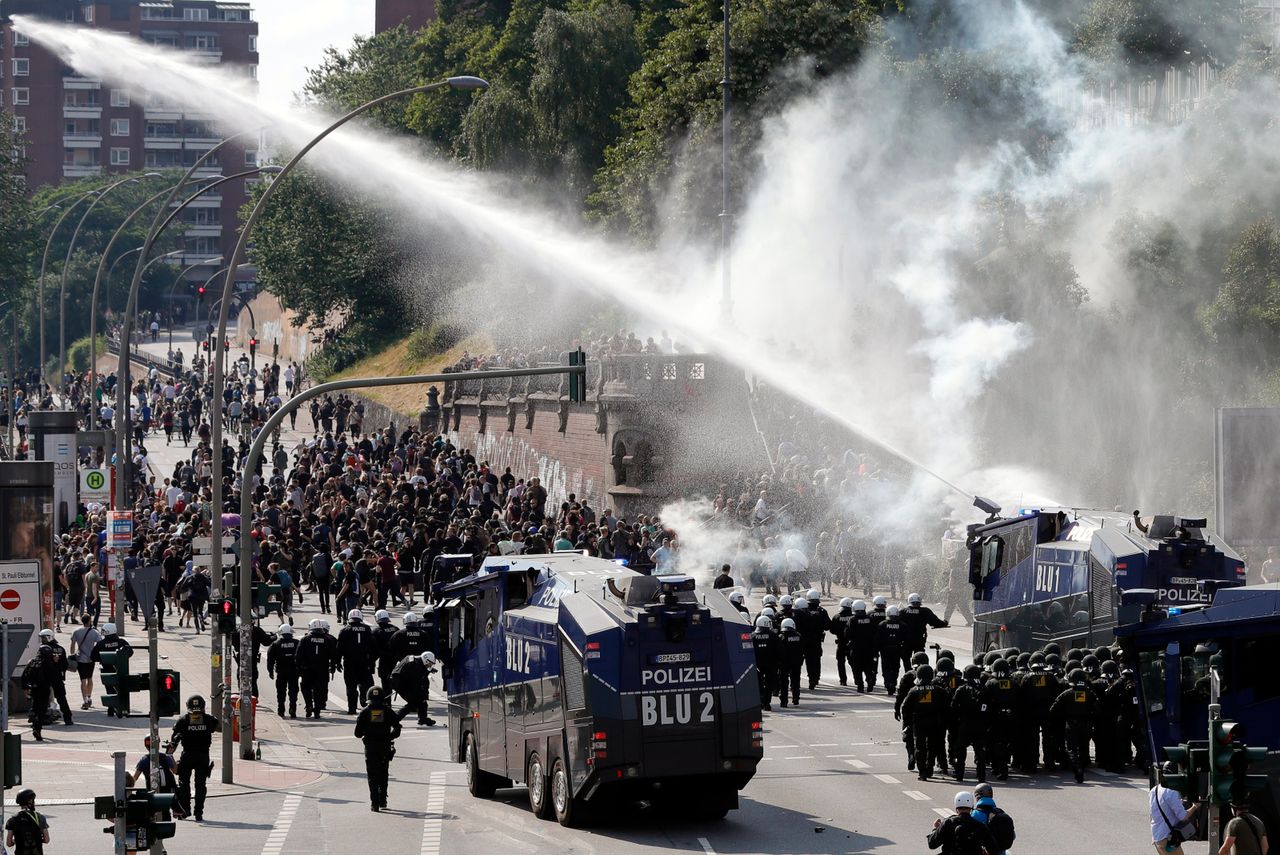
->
[448,428,602,511]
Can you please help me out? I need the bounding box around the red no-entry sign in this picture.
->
[0,590,20,611]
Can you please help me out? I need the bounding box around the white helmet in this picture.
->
[954,791,974,810]
[755,616,772,628]
[909,592,922,605]
[348,609,364,623]
[420,651,437,667]
[102,623,118,635]
[873,596,887,607]
[887,605,899,617]
[729,591,744,604]
[794,596,809,609]
[374,609,391,624]
[278,623,294,636]
[762,594,778,606]
[761,607,776,618]
[853,599,867,612]
[779,595,793,607]
[38,629,54,640]
[806,589,820,602]
[404,612,419,625]
[308,619,322,631]
[319,619,331,632]
[780,618,796,631]
[839,597,854,609]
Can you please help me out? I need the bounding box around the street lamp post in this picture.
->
[58,174,163,402]
[0,301,17,457]
[719,0,733,322]
[211,76,487,764]
[166,257,223,353]
[37,189,99,394]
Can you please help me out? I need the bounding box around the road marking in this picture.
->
[260,792,302,855]
[698,837,715,854]
[868,753,897,756]
[874,774,901,784]
[845,759,871,769]
[421,770,446,855]
[902,790,930,801]
[933,808,953,818]
[826,754,860,758]
[784,755,815,760]
[810,743,838,747]
[771,744,797,749]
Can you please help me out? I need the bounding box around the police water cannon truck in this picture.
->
[965,502,1245,654]
[436,554,763,827]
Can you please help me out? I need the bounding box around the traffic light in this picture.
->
[121,788,176,851]
[248,337,257,357]
[1210,719,1242,802]
[211,597,236,633]
[201,339,210,353]
[146,791,177,848]
[3,731,21,788]
[99,647,136,718]
[1163,744,1193,796]
[568,348,586,403]
[156,669,181,717]
[196,284,206,304]
[1230,742,1268,800]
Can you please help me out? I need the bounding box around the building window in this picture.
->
[244,150,257,167]
[83,4,94,22]
[13,31,29,46]
[183,7,210,21]
[188,34,218,50]
[110,147,130,166]
[111,118,130,136]
[248,35,257,52]
[111,89,130,107]
[12,116,25,134]
[248,64,257,80]
[12,88,29,106]
[12,58,29,77]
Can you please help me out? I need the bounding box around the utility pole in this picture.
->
[719,0,732,322]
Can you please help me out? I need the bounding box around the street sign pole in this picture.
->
[2,621,8,848]
[113,749,126,855]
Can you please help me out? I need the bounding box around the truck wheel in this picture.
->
[550,757,584,827]
[465,734,497,798]
[527,752,553,819]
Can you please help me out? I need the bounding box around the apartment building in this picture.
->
[374,0,435,34]
[0,0,259,280]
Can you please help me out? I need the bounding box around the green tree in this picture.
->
[1202,216,1280,367]
[0,112,35,310]
[302,25,424,131]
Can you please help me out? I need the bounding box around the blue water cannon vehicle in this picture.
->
[435,553,763,826]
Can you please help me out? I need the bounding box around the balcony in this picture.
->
[184,137,220,150]
[180,252,222,266]
[63,104,101,119]
[62,77,101,90]
[144,106,184,121]
[63,133,102,148]
[62,164,102,178]
[186,49,223,63]
[177,194,222,208]
[144,134,182,150]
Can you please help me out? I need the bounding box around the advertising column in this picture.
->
[29,410,79,534]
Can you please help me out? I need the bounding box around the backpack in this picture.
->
[987,809,1015,851]
[20,659,42,691]
[390,657,412,693]
[951,814,988,855]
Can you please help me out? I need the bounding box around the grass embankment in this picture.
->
[329,331,493,416]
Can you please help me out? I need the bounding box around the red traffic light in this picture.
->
[162,674,175,691]
[220,599,233,615]
[197,285,205,295]
[249,338,257,346]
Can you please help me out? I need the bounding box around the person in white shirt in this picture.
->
[1151,761,1199,854]
[165,481,183,509]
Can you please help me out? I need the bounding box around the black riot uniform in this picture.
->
[171,697,220,821]
[338,616,376,714]
[41,635,74,725]
[267,629,301,718]
[371,616,399,690]
[391,653,436,725]
[901,665,945,780]
[898,599,947,673]
[895,652,930,772]
[933,659,961,775]
[949,665,988,782]
[846,605,878,693]
[296,624,339,718]
[355,687,402,811]
[388,617,430,661]
[229,623,275,698]
[749,620,779,711]
[777,621,804,707]
[21,647,58,741]
[1109,664,1148,773]
[1018,656,1061,773]
[797,598,830,690]
[829,603,855,687]
[876,612,905,696]
[981,660,1019,780]
[91,628,133,716]
[1051,671,1097,783]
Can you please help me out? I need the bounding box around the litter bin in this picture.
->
[231,694,257,743]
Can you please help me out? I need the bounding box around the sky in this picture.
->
[253,0,375,107]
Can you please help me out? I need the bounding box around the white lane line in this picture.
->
[868,753,897,757]
[874,774,901,784]
[698,837,715,854]
[933,808,953,818]
[902,790,930,801]
[826,754,860,758]
[260,792,302,855]
[771,744,797,749]
[845,759,871,769]
[420,770,446,855]
[810,743,838,747]
[784,755,815,760]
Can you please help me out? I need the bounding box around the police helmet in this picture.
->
[1101,660,1120,678]
[853,599,867,612]
[762,594,778,607]
[780,618,797,631]
[15,789,35,807]
[1065,647,1083,661]
[963,664,982,682]
[38,629,54,640]
[1045,652,1062,668]
[939,648,955,662]
[794,596,809,610]
[1006,647,1021,658]
[873,595,887,608]
[937,657,954,673]
[911,651,930,667]
[973,782,994,800]
[102,622,118,635]
[729,591,745,604]
[186,695,206,712]
[954,791,974,810]
[992,658,1010,676]
[755,616,773,629]
[37,645,51,658]
[915,664,934,683]
[887,605,899,617]
[1095,646,1114,662]
[1081,653,1100,670]
[806,589,820,602]
[368,686,384,702]
[908,592,922,605]
[421,651,438,667]
[319,619,331,632]
[308,619,322,631]
[1016,652,1032,669]
[779,595,793,608]
[1029,652,1046,668]
[1067,668,1087,686]
[839,597,854,609]
[761,607,776,618]
[278,623,294,636]
[348,609,364,623]
[1043,642,1062,657]
[983,651,1001,667]
[1065,659,1082,675]
[404,612,420,625]
[374,609,392,624]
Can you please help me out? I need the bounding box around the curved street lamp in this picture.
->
[58,172,164,397]
[211,75,488,762]
[166,256,223,352]
[37,188,100,392]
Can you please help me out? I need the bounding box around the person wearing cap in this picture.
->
[4,788,49,854]
[1219,798,1267,855]
[928,791,998,854]
[972,783,1016,854]
[36,629,73,726]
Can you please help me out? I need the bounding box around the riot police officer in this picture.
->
[750,615,779,711]
[728,591,750,618]
[899,593,947,674]
[1110,658,1148,773]
[901,664,945,780]
[297,619,339,718]
[1019,652,1061,773]
[37,630,73,726]
[877,605,905,696]
[777,618,804,708]
[1051,669,1096,783]
[371,610,399,690]
[950,665,988,782]
[982,658,1018,780]
[171,695,220,822]
[91,623,132,717]
[338,609,375,714]
[355,685,402,811]
[830,598,856,688]
[798,589,829,690]
[21,647,58,741]
[266,623,300,718]
[932,658,960,776]
[391,651,437,725]
[388,611,430,661]
[846,599,879,693]
[229,619,274,698]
